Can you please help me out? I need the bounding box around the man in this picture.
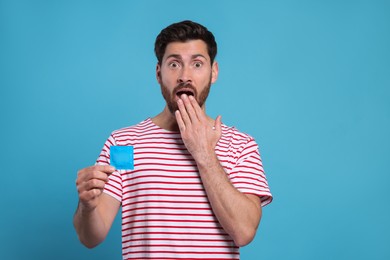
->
[74,20,272,259]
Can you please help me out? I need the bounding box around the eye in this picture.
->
[168,61,180,69]
[193,61,203,68]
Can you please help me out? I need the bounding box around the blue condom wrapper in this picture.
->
[110,146,134,170]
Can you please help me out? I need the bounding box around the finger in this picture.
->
[92,165,116,174]
[177,96,192,126]
[76,165,114,185]
[188,95,204,121]
[175,109,186,132]
[181,94,198,123]
[77,177,107,194]
[77,165,114,181]
[88,170,111,183]
[79,188,103,202]
[85,179,107,191]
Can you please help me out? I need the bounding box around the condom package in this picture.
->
[110,146,134,170]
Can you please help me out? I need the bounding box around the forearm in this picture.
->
[197,154,262,247]
[73,202,108,248]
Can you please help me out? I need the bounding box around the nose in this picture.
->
[177,66,192,84]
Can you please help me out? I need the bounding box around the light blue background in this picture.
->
[1,0,389,259]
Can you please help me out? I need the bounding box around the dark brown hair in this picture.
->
[154,20,217,65]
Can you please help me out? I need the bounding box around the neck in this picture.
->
[151,106,180,131]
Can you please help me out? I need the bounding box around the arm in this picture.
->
[196,154,262,246]
[73,165,121,248]
[175,94,262,247]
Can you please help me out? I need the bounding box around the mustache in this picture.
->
[173,82,197,95]
[175,82,194,89]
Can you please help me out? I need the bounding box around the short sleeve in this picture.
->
[229,138,273,207]
[96,134,123,203]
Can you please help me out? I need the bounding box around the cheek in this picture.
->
[198,71,213,84]
[159,70,176,84]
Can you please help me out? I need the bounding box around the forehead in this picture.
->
[163,40,210,61]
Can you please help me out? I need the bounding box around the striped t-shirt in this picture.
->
[97,118,272,259]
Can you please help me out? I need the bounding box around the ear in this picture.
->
[156,63,162,84]
[211,61,219,84]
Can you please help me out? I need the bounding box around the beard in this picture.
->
[161,76,212,114]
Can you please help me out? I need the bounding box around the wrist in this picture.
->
[196,152,219,170]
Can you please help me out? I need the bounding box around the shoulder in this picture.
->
[109,118,181,146]
[217,124,260,157]
[111,118,153,135]
[109,118,157,144]
[220,124,256,145]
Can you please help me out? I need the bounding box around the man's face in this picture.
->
[156,40,219,114]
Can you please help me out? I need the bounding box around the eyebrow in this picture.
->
[165,54,208,61]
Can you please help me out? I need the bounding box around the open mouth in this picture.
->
[175,89,195,97]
